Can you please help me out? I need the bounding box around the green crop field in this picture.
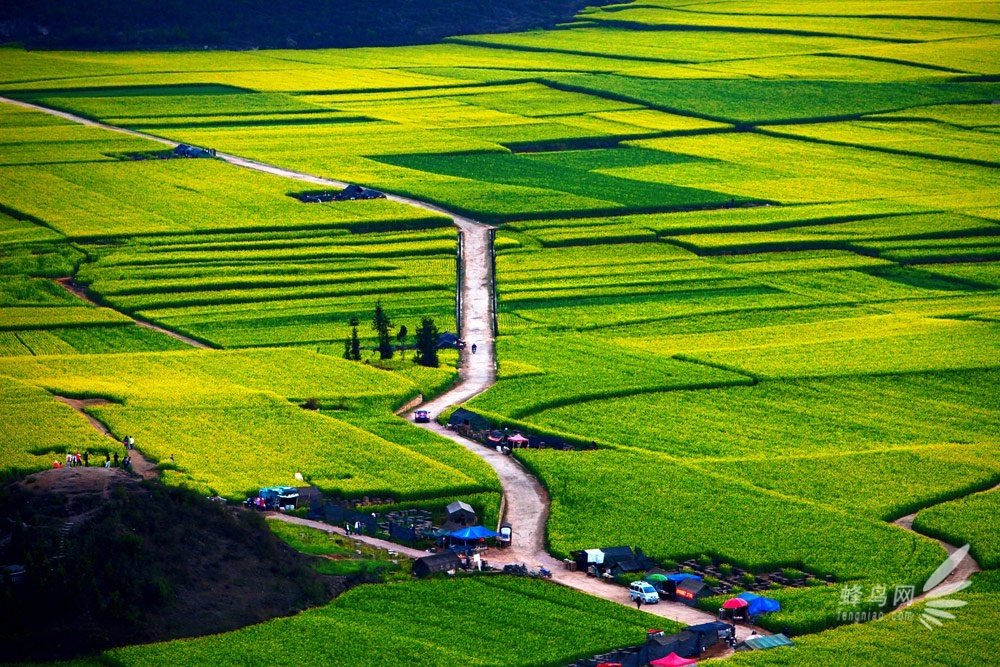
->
[96,576,673,667]
[0,348,486,499]
[727,571,1000,666]
[1,0,999,663]
[74,228,459,347]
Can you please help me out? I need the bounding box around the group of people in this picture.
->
[52,435,139,471]
[55,451,89,468]
[725,628,766,649]
[345,520,365,536]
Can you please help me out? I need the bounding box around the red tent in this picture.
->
[650,653,698,666]
[722,597,749,609]
[507,433,529,445]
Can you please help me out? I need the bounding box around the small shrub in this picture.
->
[614,572,645,586]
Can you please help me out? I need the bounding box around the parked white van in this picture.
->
[629,580,660,604]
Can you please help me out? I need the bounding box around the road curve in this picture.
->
[53,396,158,480]
[407,225,724,629]
[9,94,723,630]
[892,484,996,603]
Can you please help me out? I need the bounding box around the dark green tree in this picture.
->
[396,324,408,360]
[342,318,363,361]
[371,302,393,360]
[415,317,439,368]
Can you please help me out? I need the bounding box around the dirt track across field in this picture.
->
[267,513,428,559]
[55,278,213,349]
[893,486,994,604]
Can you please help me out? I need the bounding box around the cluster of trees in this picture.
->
[344,300,439,368]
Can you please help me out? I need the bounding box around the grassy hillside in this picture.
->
[0,470,341,662]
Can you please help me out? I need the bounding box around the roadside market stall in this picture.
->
[647,572,702,599]
[507,433,529,447]
[449,525,500,551]
[721,596,749,621]
[676,578,714,606]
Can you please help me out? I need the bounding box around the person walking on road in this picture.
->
[471,343,477,354]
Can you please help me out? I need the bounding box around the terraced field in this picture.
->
[1,0,999,664]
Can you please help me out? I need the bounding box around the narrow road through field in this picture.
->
[405,222,726,629]
[267,513,427,559]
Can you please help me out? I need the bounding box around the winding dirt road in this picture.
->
[894,495,991,605]
[4,93,728,629]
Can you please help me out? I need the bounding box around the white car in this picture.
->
[629,581,660,604]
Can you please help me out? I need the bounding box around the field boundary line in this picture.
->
[55,278,216,349]
[755,126,1000,170]
[580,19,920,44]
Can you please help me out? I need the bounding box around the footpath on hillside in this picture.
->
[54,396,158,479]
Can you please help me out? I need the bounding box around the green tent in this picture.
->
[740,634,794,651]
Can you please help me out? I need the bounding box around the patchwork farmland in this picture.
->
[0,1,998,665]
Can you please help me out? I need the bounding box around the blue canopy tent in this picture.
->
[737,592,781,615]
[667,573,703,583]
[450,525,501,541]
